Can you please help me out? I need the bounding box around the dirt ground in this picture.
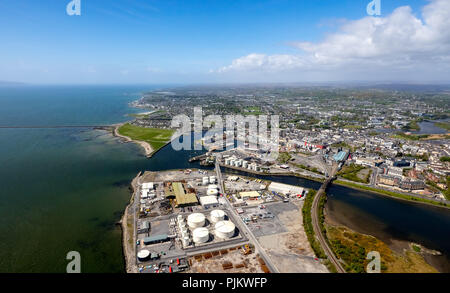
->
[257,202,328,273]
[187,247,265,273]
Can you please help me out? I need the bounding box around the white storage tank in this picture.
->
[209,176,216,184]
[202,177,209,186]
[215,220,236,239]
[187,213,206,228]
[225,158,231,165]
[242,161,248,168]
[192,227,209,243]
[210,209,226,223]
[207,188,218,196]
[137,249,150,261]
[182,237,190,247]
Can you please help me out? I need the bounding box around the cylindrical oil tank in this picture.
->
[207,188,218,196]
[192,227,209,243]
[210,209,226,223]
[137,249,150,261]
[242,161,248,168]
[209,176,216,184]
[208,184,219,190]
[187,213,206,228]
[182,237,190,247]
[215,220,236,239]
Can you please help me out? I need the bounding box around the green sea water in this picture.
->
[0,86,156,272]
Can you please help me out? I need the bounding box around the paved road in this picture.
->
[215,161,280,273]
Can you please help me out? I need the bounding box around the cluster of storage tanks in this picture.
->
[178,210,236,245]
[206,184,219,196]
[224,157,260,171]
[202,176,216,186]
[177,215,191,247]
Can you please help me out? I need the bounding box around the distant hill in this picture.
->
[0,81,27,86]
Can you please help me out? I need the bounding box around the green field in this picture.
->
[434,121,450,131]
[118,123,175,152]
[391,132,429,141]
[337,164,371,183]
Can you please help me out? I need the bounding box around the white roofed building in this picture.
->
[199,195,219,208]
[268,182,305,196]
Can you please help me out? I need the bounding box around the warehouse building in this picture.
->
[171,182,199,207]
[199,195,219,208]
[143,234,169,245]
[268,182,305,196]
[239,191,260,200]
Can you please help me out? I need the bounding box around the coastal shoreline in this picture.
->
[120,171,141,273]
[113,123,155,157]
[325,203,445,272]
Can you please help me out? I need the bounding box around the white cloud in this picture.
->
[217,0,450,81]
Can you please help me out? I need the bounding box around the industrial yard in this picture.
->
[187,245,268,273]
[127,168,321,273]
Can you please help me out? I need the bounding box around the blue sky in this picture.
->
[1,0,446,84]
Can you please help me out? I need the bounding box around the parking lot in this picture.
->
[241,202,298,237]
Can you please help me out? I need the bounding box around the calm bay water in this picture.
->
[0,86,158,272]
[0,85,448,273]
[413,120,449,135]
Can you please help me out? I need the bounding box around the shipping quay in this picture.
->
[123,166,328,273]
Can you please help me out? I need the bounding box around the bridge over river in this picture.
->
[311,163,346,273]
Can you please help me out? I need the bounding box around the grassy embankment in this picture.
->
[117,123,175,153]
[303,189,439,273]
[434,121,450,131]
[334,180,449,208]
[391,132,430,141]
[326,225,438,273]
[402,120,421,131]
[302,190,337,272]
[426,176,450,201]
[392,131,450,141]
[277,152,292,164]
[337,164,371,184]
[294,163,322,175]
